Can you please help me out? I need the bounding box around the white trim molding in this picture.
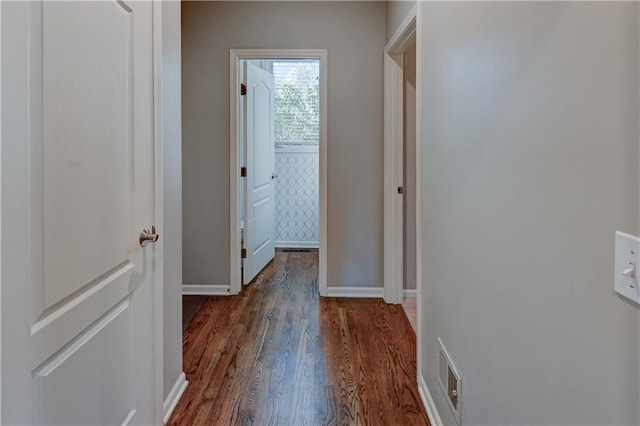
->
[384,8,430,425]
[229,49,328,297]
[151,2,165,423]
[385,4,417,54]
[415,0,425,390]
[419,374,443,426]
[162,372,188,424]
[275,144,319,154]
[182,284,231,296]
[383,4,417,306]
[326,286,383,298]
[403,288,417,298]
[0,0,4,419]
[275,241,319,249]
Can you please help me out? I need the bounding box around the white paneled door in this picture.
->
[243,63,276,285]
[2,1,157,424]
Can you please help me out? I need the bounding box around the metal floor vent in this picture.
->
[438,337,462,425]
[282,248,312,253]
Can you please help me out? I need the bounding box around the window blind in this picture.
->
[273,61,320,145]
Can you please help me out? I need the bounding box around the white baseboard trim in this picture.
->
[275,241,319,249]
[403,289,417,298]
[418,374,443,426]
[326,286,383,298]
[163,372,188,424]
[182,284,230,296]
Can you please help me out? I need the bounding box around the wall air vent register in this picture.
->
[438,337,462,426]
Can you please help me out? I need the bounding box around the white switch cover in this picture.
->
[614,231,640,305]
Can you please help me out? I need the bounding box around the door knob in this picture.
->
[139,226,159,247]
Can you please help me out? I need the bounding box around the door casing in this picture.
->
[384,5,416,306]
[384,0,415,364]
[384,4,443,425]
[229,49,328,296]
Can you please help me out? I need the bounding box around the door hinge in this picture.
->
[240,167,247,177]
[241,248,247,259]
[397,186,404,194]
[241,83,247,96]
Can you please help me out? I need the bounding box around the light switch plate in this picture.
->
[614,231,640,305]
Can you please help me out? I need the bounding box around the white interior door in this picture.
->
[2,2,157,424]
[243,62,276,285]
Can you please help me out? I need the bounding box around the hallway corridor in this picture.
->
[169,251,428,425]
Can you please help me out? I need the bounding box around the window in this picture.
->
[273,61,320,145]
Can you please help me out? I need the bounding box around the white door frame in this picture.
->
[384,4,444,425]
[151,1,165,423]
[229,49,328,296]
[0,2,3,419]
[384,5,417,305]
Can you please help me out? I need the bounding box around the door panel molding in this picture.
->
[243,62,276,284]
[32,299,134,426]
[39,0,134,313]
[32,261,134,333]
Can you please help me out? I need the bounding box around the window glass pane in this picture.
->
[273,61,319,145]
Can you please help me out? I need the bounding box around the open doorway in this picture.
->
[239,58,321,285]
[383,6,417,306]
[383,3,420,347]
[230,50,328,296]
[182,53,326,331]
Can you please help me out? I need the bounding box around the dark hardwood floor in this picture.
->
[182,296,210,333]
[182,295,209,332]
[169,251,429,426]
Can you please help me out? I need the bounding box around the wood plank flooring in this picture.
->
[401,297,417,333]
[182,295,209,332]
[169,251,429,426]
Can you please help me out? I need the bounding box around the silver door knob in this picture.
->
[139,226,159,247]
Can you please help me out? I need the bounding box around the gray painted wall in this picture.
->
[182,1,386,288]
[385,1,415,43]
[420,2,639,424]
[403,41,416,291]
[161,1,183,400]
